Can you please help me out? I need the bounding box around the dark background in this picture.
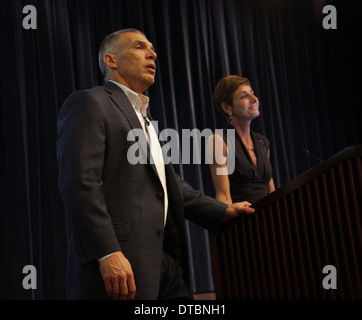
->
[1,0,361,299]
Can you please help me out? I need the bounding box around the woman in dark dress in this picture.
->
[208,75,275,205]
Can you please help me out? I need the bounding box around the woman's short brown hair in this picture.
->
[213,75,251,119]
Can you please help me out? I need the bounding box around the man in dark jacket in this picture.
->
[57,28,254,300]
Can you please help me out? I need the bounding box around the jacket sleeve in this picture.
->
[177,176,227,233]
[57,90,121,263]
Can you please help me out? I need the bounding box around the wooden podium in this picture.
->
[209,145,362,299]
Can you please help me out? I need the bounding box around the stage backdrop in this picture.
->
[1,0,361,299]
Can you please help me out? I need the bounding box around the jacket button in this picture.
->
[76,241,84,255]
[157,230,164,237]
[156,193,164,200]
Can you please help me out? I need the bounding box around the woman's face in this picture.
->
[230,84,260,121]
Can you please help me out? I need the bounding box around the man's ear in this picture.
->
[103,53,118,69]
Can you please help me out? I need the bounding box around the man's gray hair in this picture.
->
[98,28,145,79]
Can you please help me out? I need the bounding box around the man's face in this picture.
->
[114,32,157,94]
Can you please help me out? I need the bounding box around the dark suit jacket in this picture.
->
[56,81,227,299]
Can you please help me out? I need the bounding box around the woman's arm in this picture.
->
[268,178,276,193]
[267,149,275,193]
[207,134,233,205]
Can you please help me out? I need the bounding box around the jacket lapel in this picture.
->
[103,81,141,129]
[103,81,159,178]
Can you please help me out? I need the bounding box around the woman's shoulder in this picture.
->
[207,131,226,146]
[253,132,270,151]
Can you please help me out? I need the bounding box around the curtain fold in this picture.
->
[1,0,360,299]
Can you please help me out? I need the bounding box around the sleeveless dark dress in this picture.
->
[222,125,273,203]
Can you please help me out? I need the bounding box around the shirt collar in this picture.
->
[107,80,149,116]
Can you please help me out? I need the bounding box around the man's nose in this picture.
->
[147,48,157,61]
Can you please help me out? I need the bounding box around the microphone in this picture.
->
[143,114,150,126]
[301,148,322,163]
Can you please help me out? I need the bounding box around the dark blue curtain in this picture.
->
[1,0,361,299]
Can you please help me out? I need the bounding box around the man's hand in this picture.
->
[99,251,136,300]
[224,201,255,221]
